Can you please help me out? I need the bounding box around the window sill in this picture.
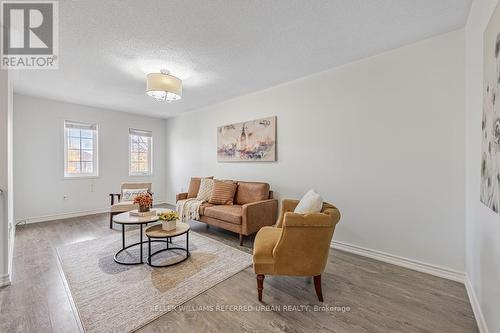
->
[129,173,153,177]
[64,175,100,180]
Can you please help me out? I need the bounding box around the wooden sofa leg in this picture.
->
[257,274,265,302]
[313,275,323,302]
[109,213,113,229]
[239,234,244,246]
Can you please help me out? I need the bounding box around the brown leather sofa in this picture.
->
[176,181,278,245]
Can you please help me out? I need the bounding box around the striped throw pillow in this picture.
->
[209,180,238,205]
[196,178,215,202]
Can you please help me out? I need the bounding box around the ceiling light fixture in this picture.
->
[146,69,182,102]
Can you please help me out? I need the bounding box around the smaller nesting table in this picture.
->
[145,223,191,267]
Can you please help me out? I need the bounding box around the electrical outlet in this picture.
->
[90,183,95,192]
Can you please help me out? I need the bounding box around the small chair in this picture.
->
[109,182,152,228]
[253,199,341,302]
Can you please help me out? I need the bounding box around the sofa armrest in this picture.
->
[241,199,278,235]
[176,192,188,202]
[109,193,121,205]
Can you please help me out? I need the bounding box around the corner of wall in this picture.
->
[465,275,490,333]
[464,0,500,332]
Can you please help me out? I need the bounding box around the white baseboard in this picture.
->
[331,240,465,283]
[465,276,489,333]
[16,201,167,225]
[17,207,110,224]
[8,222,15,281]
[331,241,490,331]
[0,273,11,287]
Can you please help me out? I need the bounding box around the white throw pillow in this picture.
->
[196,178,214,202]
[294,189,323,214]
[121,188,148,201]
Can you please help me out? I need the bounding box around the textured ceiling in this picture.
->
[13,0,472,118]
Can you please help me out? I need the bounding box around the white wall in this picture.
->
[165,30,466,273]
[13,95,167,222]
[0,69,14,286]
[465,0,500,332]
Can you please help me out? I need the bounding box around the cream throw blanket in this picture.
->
[176,198,203,222]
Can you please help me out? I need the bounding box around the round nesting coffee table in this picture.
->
[112,208,172,265]
[145,223,191,267]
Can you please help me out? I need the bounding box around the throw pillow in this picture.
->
[294,189,323,214]
[187,176,214,198]
[196,178,215,202]
[209,180,238,205]
[121,188,148,201]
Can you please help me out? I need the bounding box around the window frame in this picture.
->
[63,120,99,179]
[128,128,153,176]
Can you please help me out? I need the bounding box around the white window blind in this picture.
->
[129,128,152,176]
[64,121,98,178]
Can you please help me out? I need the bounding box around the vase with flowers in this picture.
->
[134,193,153,213]
[159,210,180,231]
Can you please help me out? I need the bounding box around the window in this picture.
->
[64,121,98,178]
[129,129,152,176]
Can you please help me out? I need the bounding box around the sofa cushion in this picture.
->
[235,182,270,205]
[187,176,214,198]
[196,178,215,202]
[111,201,138,213]
[209,180,238,205]
[199,202,214,215]
[203,205,242,225]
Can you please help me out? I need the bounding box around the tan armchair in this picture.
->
[109,182,152,228]
[253,199,341,302]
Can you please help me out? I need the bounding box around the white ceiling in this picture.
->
[13,0,472,118]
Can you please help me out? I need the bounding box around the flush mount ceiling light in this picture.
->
[146,69,182,102]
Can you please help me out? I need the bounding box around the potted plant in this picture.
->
[159,210,180,231]
[134,193,153,212]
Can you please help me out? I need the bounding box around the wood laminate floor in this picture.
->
[0,205,478,333]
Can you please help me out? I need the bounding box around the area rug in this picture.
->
[57,229,252,333]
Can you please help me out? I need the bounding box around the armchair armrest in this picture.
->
[176,192,188,202]
[276,199,300,228]
[109,193,121,205]
[242,199,278,235]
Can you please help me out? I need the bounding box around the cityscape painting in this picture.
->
[217,116,276,162]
